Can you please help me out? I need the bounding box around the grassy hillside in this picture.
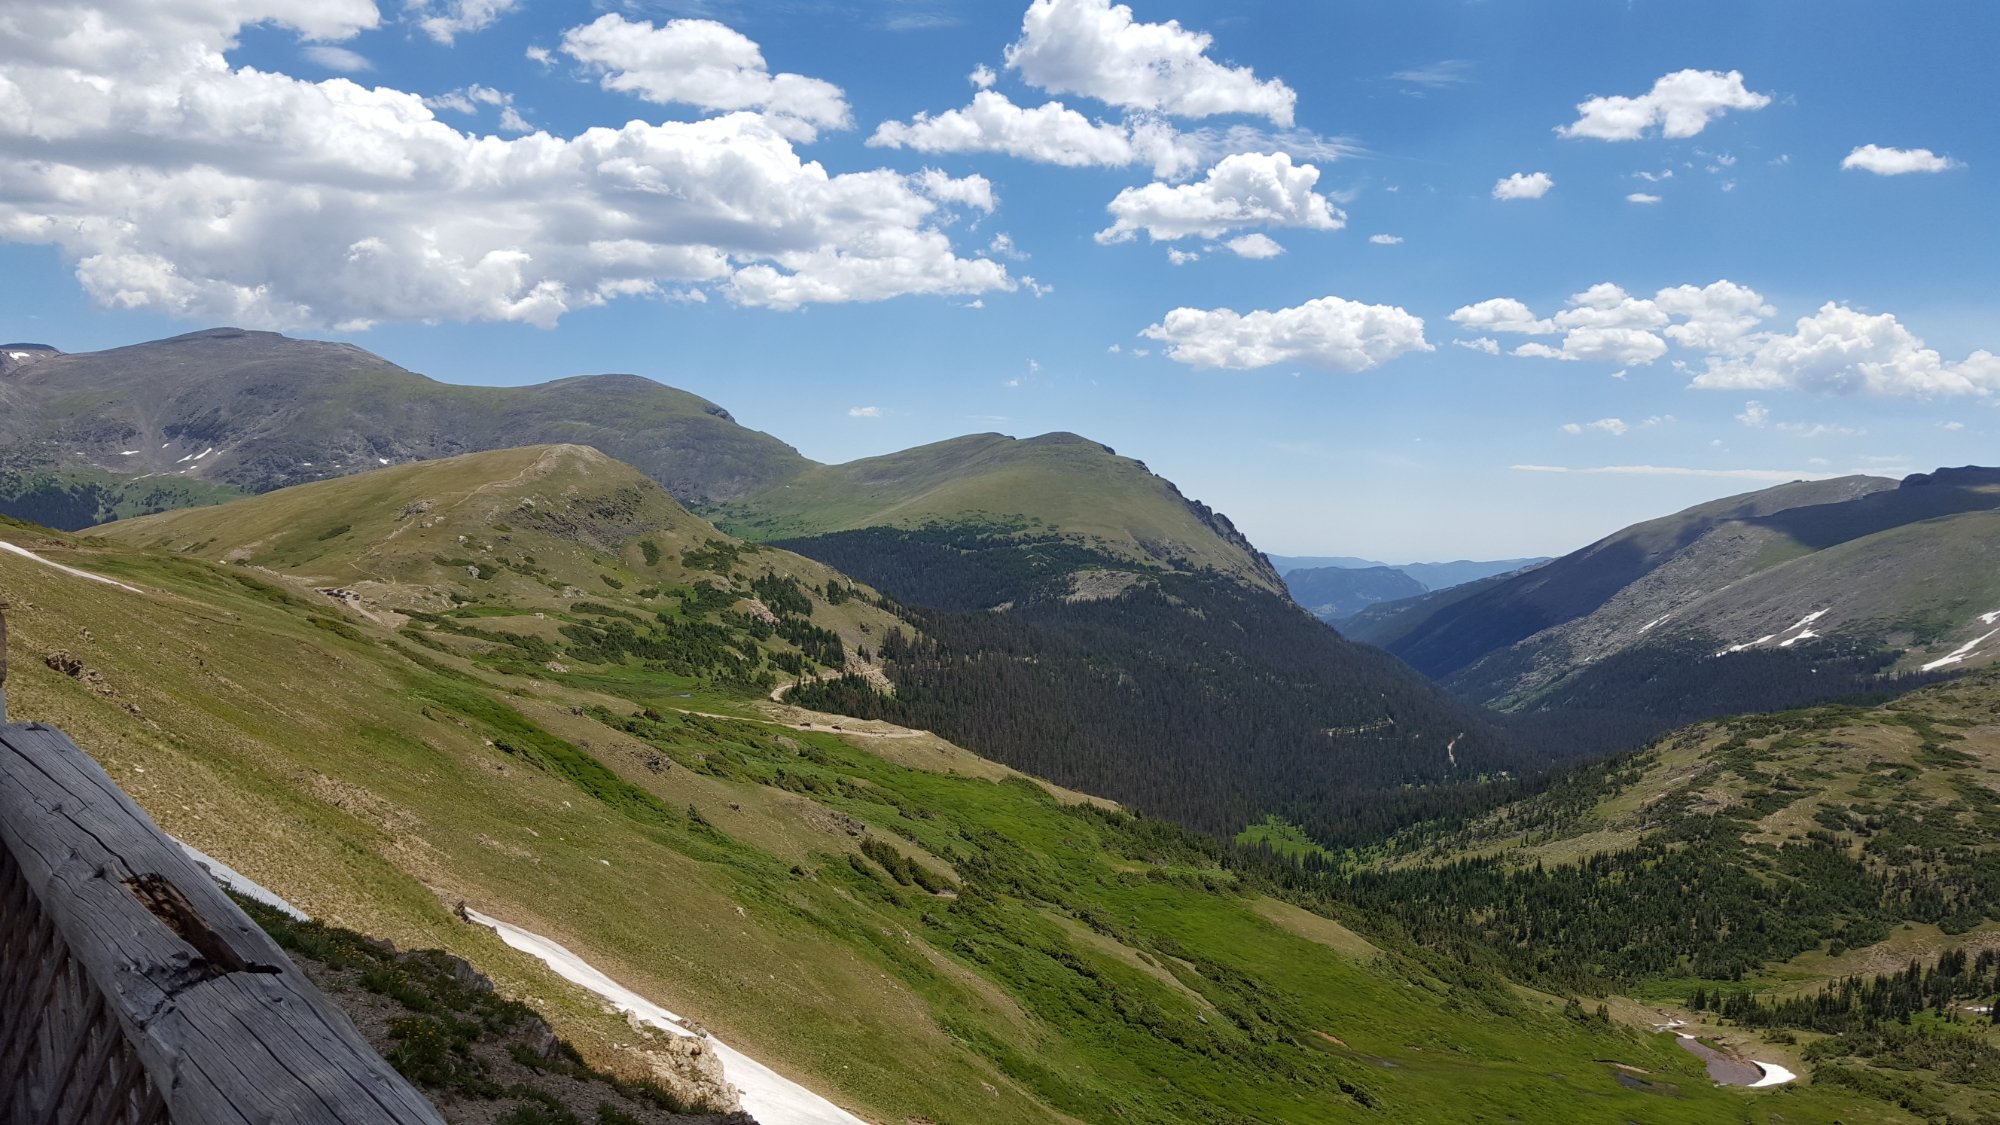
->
[716,432,1283,593]
[0,328,809,525]
[0,511,1907,1122]
[96,445,894,696]
[1306,673,2000,1121]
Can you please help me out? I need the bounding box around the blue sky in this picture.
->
[2,0,1993,559]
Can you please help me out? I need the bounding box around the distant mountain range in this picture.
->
[1265,554,1549,623]
[1266,554,1550,592]
[1345,467,2000,733]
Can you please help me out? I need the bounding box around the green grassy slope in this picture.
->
[1334,673,2000,1122]
[0,512,1900,1123]
[715,432,1284,592]
[95,445,896,696]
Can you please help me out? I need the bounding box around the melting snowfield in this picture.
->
[177,838,310,920]
[1717,609,1826,657]
[1675,1034,1796,1087]
[1924,623,2000,672]
[0,539,145,593]
[462,907,868,1125]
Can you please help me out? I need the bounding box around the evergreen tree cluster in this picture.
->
[777,526,1620,844]
[1692,948,2000,1033]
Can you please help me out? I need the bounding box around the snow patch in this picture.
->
[119,450,141,455]
[1639,615,1670,634]
[192,447,214,461]
[0,540,144,593]
[175,838,310,920]
[462,907,867,1125]
[1980,609,2000,627]
[1923,629,2000,673]
[377,458,390,465]
[1778,630,1818,648]
[1749,1061,1797,1087]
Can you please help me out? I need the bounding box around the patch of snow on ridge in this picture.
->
[462,907,867,1125]
[1981,610,2000,627]
[0,540,145,593]
[1639,615,1670,634]
[1722,609,1829,656]
[1923,629,2000,673]
[1749,1061,1797,1087]
[176,838,310,920]
[1719,634,1778,656]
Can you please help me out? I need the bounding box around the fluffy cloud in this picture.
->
[0,0,1013,327]
[1492,172,1553,200]
[869,91,1197,177]
[424,84,530,132]
[1558,69,1770,141]
[1141,295,1431,371]
[1461,280,1997,396]
[303,44,370,71]
[1461,281,1774,369]
[1223,233,1283,258]
[1097,152,1342,243]
[1653,280,1773,353]
[1449,298,1553,335]
[1004,0,1295,124]
[1736,401,1770,427]
[1369,233,1403,245]
[848,405,882,418]
[1514,329,1668,366]
[1561,418,1628,436]
[410,0,518,45]
[1454,337,1500,354]
[1841,144,1963,175]
[1692,303,2000,396]
[1626,192,1661,204]
[560,15,851,135]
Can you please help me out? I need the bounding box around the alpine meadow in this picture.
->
[1,2,1996,1124]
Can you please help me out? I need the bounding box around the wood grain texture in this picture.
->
[0,722,447,1125]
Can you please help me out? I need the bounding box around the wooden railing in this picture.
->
[0,707,447,1125]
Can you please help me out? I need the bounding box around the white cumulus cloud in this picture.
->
[1493,172,1553,200]
[1368,233,1402,245]
[848,405,882,418]
[1449,298,1554,335]
[1561,418,1628,436]
[1141,295,1431,372]
[1626,192,1661,204]
[303,44,371,71]
[1692,303,2000,396]
[1004,0,1296,125]
[1097,152,1343,243]
[1557,69,1770,141]
[560,14,851,135]
[1841,144,1963,175]
[869,91,1197,178]
[1460,279,1997,396]
[0,0,1014,327]
[410,0,518,46]
[1223,233,1283,259]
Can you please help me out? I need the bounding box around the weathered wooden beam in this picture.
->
[0,723,447,1125]
[0,598,10,723]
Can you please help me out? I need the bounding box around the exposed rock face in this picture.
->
[618,1033,743,1113]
